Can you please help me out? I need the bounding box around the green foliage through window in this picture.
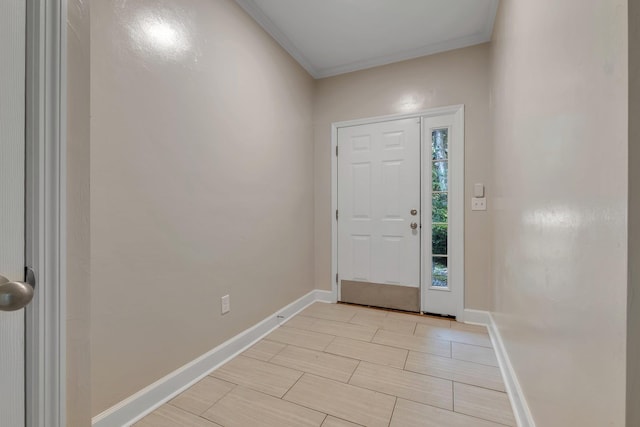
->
[432,161,448,191]
[431,129,449,287]
[432,257,448,287]
[432,193,448,223]
[432,224,447,255]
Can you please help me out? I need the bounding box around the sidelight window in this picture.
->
[431,128,449,288]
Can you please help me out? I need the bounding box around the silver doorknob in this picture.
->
[0,270,35,311]
[410,222,418,230]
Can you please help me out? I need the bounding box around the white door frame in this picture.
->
[24,0,67,425]
[331,104,465,318]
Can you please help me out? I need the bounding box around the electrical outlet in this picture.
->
[471,197,487,211]
[221,294,230,314]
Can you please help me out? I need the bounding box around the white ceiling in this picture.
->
[234,0,499,79]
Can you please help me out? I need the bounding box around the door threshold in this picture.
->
[337,301,456,320]
[421,311,456,320]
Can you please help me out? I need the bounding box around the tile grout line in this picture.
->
[392,395,514,427]
[323,347,407,369]
[267,342,363,384]
[449,344,500,367]
[401,348,409,370]
[279,320,378,344]
[450,359,499,368]
[402,365,507,393]
[266,343,289,362]
[323,334,339,352]
[195,381,237,417]
[344,378,456,410]
[346,360,361,384]
[294,373,408,422]
[453,406,515,427]
[414,332,494,348]
[452,377,456,414]
[404,346,500,367]
[369,325,380,342]
[452,379,510,393]
[279,373,369,425]
[326,414,368,427]
[231,337,510,416]
[319,413,328,426]
[397,353,508,393]
[279,370,307,401]
[162,401,226,426]
[210,375,330,427]
[386,397,398,427]
[369,336,452,358]
[281,336,494,392]
[452,382,516,426]
[146,306,512,427]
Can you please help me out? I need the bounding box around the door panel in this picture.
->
[0,0,27,424]
[338,118,421,310]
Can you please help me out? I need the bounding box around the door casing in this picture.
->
[331,104,465,318]
[24,0,67,425]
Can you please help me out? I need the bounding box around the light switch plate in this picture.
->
[221,294,230,314]
[471,197,487,211]
[474,183,485,198]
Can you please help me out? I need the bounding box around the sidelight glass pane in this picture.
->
[432,128,448,160]
[432,193,448,223]
[432,224,448,255]
[432,257,448,288]
[432,161,448,192]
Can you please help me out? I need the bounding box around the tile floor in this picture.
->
[136,302,516,427]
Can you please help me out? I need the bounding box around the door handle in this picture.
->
[410,222,418,230]
[0,268,35,311]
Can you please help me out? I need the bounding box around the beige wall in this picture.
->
[490,1,628,426]
[313,44,493,310]
[66,0,91,424]
[628,1,639,425]
[90,0,315,415]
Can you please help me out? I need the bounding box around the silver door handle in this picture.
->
[0,269,35,311]
[410,222,418,230]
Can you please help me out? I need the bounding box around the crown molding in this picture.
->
[314,31,491,78]
[234,0,319,77]
[234,0,499,79]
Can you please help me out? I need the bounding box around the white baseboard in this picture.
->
[92,289,332,427]
[313,289,337,303]
[460,309,535,427]
[487,313,537,427]
[462,308,491,325]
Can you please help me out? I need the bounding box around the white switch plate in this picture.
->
[471,197,487,211]
[474,183,485,198]
[221,294,230,314]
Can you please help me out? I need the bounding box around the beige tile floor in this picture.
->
[136,303,516,427]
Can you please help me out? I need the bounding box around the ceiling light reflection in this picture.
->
[395,94,425,113]
[522,207,583,229]
[130,11,192,61]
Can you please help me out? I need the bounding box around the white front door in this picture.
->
[0,0,27,424]
[337,118,421,311]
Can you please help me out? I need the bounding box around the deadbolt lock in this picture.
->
[410,209,418,216]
